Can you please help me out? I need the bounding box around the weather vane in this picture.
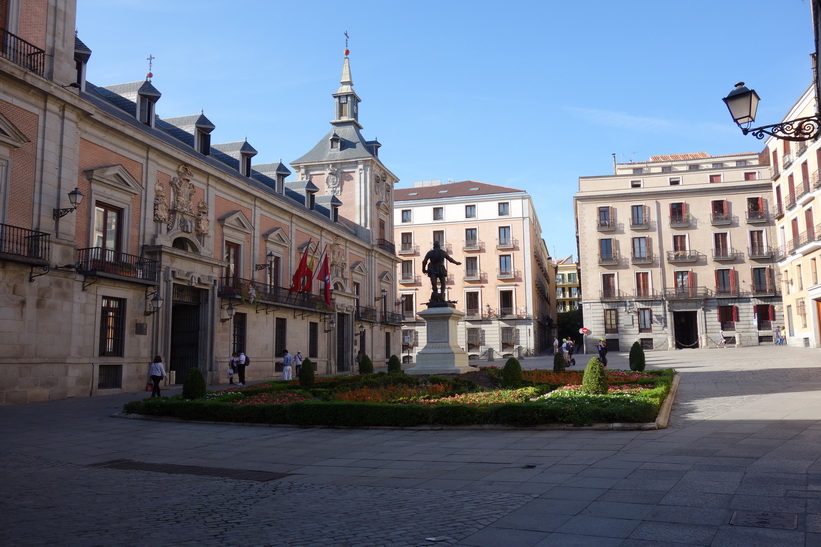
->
[344,31,349,56]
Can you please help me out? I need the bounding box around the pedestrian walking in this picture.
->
[774,326,782,346]
[148,355,166,398]
[597,338,608,366]
[282,349,294,381]
[717,330,726,348]
[552,337,559,355]
[294,351,304,377]
[561,339,570,366]
[780,327,787,347]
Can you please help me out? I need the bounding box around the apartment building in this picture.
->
[767,85,821,348]
[575,152,780,352]
[0,1,399,403]
[393,180,555,363]
[555,256,580,312]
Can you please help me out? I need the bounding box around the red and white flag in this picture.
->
[318,255,331,305]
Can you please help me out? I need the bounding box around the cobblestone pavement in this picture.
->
[2,345,821,546]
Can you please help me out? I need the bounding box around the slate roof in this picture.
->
[394,180,525,201]
[80,78,358,237]
[291,123,377,165]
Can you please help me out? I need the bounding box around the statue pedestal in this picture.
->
[407,304,472,375]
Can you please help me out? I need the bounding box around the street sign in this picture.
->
[580,327,590,335]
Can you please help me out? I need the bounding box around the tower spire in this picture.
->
[332,32,361,129]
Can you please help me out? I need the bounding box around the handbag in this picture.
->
[145,381,153,392]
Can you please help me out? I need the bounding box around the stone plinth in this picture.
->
[407,304,472,375]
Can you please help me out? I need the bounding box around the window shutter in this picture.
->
[730,268,737,294]
[714,269,720,287]
[683,202,689,216]
[717,309,721,322]
[732,306,739,322]
[688,271,695,286]
[722,200,729,215]
[669,203,674,215]
[768,305,775,321]
[757,197,764,211]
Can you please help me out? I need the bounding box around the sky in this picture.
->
[76,0,815,260]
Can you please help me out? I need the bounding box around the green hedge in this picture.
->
[122,369,676,428]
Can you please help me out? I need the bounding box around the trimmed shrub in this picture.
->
[501,357,523,388]
[358,353,374,375]
[581,357,608,395]
[182,367,207,400]
[387,354,403,374]
[629,341,646,371]
[299,357,315,388]
[553,351,566,372]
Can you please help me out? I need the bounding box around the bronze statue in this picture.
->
[422,241,461,302]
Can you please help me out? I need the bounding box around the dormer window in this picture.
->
[239,140,257,178]
[196,130,211,155]
[136,80,161,127]
[307,191,316,210]
[332,206,339,222]
[138,98,155,126]
[330,132,340,150]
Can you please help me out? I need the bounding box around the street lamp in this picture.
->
[53,187,84,219]
[723,81,821,141]
[220,301,236,323]
[144,287,164,316]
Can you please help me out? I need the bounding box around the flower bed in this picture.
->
[123,368,675,427]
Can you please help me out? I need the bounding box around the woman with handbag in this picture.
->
[148,355,166,398]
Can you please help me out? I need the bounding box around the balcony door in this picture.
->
[94,203,122,261]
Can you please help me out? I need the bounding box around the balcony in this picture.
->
[598,251,620,265]
[786,194,797,211]
[631,251,653,265]
[774,204,785,220]
[380,311,403,326]
[712,247,740,261]
[399,274,420,285]
[76,248,159,285]
[748,245,774,259]
[751,284,778,297]
[596,219,616,232]
[355,305,378,322]
[376,239,395,254]
[788,226,821,254]
[463,270,487,282]
[496,237,517,250]
[663,286,710,300]
[714,286,739,298]
[464,308,483,320]
[218,277,331,312]
[600,289,624,302]
[783,154,793,168]
[813,170,821,189]
[669,214,690,228]
[430,241,453,254]
[667,249,699,263]
[797,180,814,206]
[397,243,418,255]
[0,27,45,76]
[633,288,661,300]
[710,212,733,226]
[745,209,768,224]
[629,217,650,230]
[496,268,519,280]
[463,239,484,252]
[401,310,418,321]
[0,223,50,265]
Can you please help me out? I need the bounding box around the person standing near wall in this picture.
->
[148,356,166,398]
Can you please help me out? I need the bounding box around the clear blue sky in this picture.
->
[77,0,814,260]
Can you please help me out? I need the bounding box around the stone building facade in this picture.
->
[767,85,821,348]
[393,180,555,363]
[575,152,781,352]
[0,0,399,404]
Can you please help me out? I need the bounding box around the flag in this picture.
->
[290,241,312,293]
[304,244,318,293]
[318,255,331,305]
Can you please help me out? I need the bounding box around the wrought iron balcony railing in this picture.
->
[667,250,699,263]
[376,239,395,254]
[218,277,331,312]
[0,27,45,76]
[76,247,159,284]
[600,289,624,301]
[398,243,418,255]
[712,247,740,261]
[631,251,653,264]
[0,223,50,264]
[748,245,774,259]
[745,210,768,223]
[669,214,690,228]
[598,251,619,265]
[633,288,661,300]
[751,284,778,297]
[714,286,739,298]
[399,274,420,284]
[355,305,378,322]
[380,311,403,326]
[663,286,710,300]
[596,219,616,231]
[463,239,483,252]
[496,237,517,250]
[710,212,733,225]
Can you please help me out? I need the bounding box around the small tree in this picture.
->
[298,357,315,387]
[358,353,374,374]
[501,357,523,388]
[387,354,402,374]
[629,341,646,371]
[582,357,608,395]
[182,367,207,400]
[553,351,566,372]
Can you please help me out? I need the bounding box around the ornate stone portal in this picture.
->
[406,303,471,375]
